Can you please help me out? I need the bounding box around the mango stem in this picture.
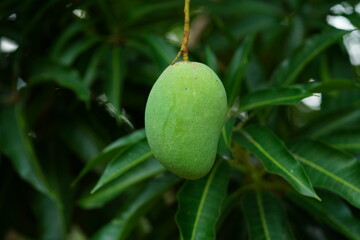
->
[171,0,190,65]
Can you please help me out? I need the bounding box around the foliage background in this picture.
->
[1,0,360,239]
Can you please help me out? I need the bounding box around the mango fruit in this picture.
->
[145,61,227,179]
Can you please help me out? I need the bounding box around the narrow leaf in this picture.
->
[91,139,152,193]
[105,46,126,115]
[73,129,145,185]
[0,105,54,199]
[205,46,218,74]
[287,190,360,240]
[58,37,99,66]
[238,87,311,112]
[300,108,360,138]
[234,125,319,200]
[224,35,254,106]
[290,140,360,208]
[78,157,165,209]
[321,129,360,152]
[176,160,230,240]
[271,29,348,85]
[145,34,177,70]
[91,172,179,240]
[29,62,90,103]
[242,191,295,240]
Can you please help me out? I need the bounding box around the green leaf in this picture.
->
[91,139,152,193]
[241,191,295,240]
[300,107,360,138]
[145,34,177,70]
[321,129,360,152]
[91,172,179,240]
[205,46,218,74]
[176,160,230,240]
[287,190,360,240]
[290,139,360,208]
[271,29,348,85]
[311,79,360,93]
[105,46,126,115]
[238,87,311,112]
[217,117,235,160]
[29,62,90,103]
[58,37,99,66]
[224,35,254,106]
[0,104,54,199]
[83,45,107,86]
[234,125,319,200]
[73,129,145,185]
[78,157,165,209]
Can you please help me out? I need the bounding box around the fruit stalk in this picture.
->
[171,0,191,64]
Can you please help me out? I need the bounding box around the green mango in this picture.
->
[145,61,227,179]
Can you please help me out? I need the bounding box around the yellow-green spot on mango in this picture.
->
[145,61,227,179]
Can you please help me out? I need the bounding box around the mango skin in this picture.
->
[145,61,227,179]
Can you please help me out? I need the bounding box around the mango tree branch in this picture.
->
[171,0,191,65]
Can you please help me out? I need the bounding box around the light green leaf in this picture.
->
[92,172,179,240]
[73,129,145,185]
[290,140,360,208]
[271,29,348,85]
[0,104,54,199]
[238,87,311,112]
[91,139,152,193]
[78,157,165,209]
[29,62,90,103]
[205,46,218,74]
[242,191,295,240]
[176,160,230,240]
[224,35,254,106]
[234,125,319,200]
[287,190,360,240]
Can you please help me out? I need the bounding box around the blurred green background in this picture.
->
[1,0,360,239]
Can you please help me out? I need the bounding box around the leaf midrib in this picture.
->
[256,190,271,240]
[190,161,220,240]
[239,93,309,111]
[240,130,313,195]
[295,155,360,194]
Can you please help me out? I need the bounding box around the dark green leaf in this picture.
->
[290,140,360,208]
[91,172,179,240]
[242,191,294,240]
[217,117,235,160]
[224,35,254,106]
[83,45,107,86]
[91,140,152,193]
[271,29,348,85]
[321,129,360,152]
[0,104,54,199]
[105,46,126,115]
[205,46,218,74]
[234,125,319,200]
[145,34,177,70]
[73,129,145,185]
[58,37,99,66]
[29,62,90,103]
[176,160,230,240]
[311,79,360,93]
[300,108,360,138]
[287,190,360,240]
[78,157,165,209]
[238,87,311,112]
